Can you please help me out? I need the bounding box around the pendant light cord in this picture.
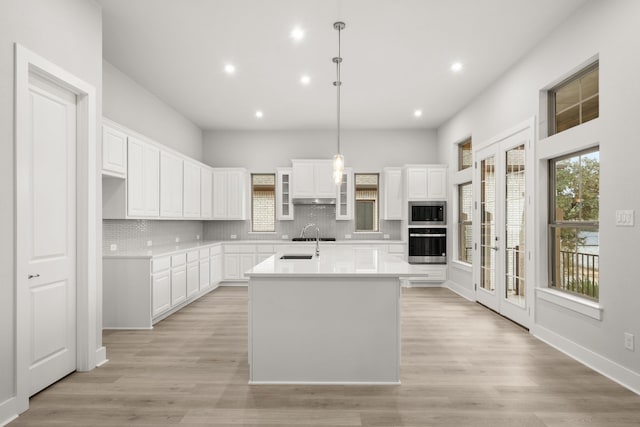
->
[336,25,341,155]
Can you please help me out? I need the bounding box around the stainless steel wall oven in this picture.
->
[408,227,447,264]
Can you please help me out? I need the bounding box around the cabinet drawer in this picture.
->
[409,265,446,282]
[209,245,222,256]
[153,256,171,273]
[388,244,405,254]
[199,248,210,259]
[187,250,199,263]
[256,244,275,253]
[172,253,187,267]
[225,244,255,253]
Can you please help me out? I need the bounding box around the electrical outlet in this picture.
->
[345,234,352,239]
[175,237,180,243]
[624,332,635,351]
[616,210,634,226]
[281,234,289,240]
[196,234,200,240]
[230,234,237,240]
[109,244,117,251]
[146,240,152,247]
[383,234,390,239]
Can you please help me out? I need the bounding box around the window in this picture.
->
[355,173,379,232]
[549,148,599,299]
[549,63,599,135]
[458,138,472,170]
[251,174,276,232]
[458,182,473,263]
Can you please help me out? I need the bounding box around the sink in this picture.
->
[291,237,336,242]
[280,254,314,260]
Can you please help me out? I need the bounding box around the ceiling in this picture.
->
[99,0,587,130]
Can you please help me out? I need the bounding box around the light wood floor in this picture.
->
[11,287,640,426]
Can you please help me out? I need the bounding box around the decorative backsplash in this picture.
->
[203,205,402,241]
[103,220,204,252]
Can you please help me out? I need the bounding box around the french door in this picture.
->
[474,127,532,328]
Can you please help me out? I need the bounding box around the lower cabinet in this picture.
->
[152,270,171,317]
[171,266,187,306]
[223,254,241,280]
[223,244,257,281]
[187,261,199,298]
[211,254,222,287]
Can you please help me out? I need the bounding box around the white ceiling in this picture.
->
[99,0,587,130]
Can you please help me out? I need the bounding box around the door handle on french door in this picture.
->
[28,274,40,279]
[491,246,499,251]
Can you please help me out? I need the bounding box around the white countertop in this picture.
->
[246,246,425,278]
[103,239,406,259]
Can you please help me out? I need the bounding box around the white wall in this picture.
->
[0,0,103,415]
[438,0,640,389]
[103,60,203,161]
[203,129,438,171]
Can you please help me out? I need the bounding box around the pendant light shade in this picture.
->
[333,153,344,184]
[332,21,345,185]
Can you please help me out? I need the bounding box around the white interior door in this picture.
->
[474,128,532,328]
[24,73,77,395]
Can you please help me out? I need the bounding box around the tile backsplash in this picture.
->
[103,220,204,252]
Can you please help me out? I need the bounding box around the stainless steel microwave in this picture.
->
[408,201,446,226]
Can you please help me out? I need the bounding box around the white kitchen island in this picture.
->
[245,246,423,385]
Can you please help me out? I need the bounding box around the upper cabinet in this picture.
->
[405,165,448,201]
[291,159,334,199]
[212,168,248,220]
[160,152,184,218]
[201,168,212,219]
[276,168,294,220]
[383,167,402,220]
[102,125,127,178]
[127,137,159,217]
[183,161,201,218]
[336,168,353,220]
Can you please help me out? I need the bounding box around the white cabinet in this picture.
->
[160,152,184,217]
[183,161,201,218]
[199,258,210,291]
[212,168,248,220]
[336,167,353,220]
[405,165,448,201]
[152,270,171,317]
[291,159,334,199]
[127,137,160,217]
[171,254,187,306]
[102,125,127,177]
[240,254,256,280]
[223,244,256,281]
[210,252,222,288]
[201,168,212,219]
[276,168,294,220]
[383,167,403,220]
[223,254,241,280]
[186,250,199,298]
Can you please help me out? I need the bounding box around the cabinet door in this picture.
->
[143,144,160,216]
[276,168,293,220]
[227,170,246,220]
[183,161,201,218]
[426,167,447,200]
[212,170,228,219]
[224,254,240,280]
[201,168,212,219]
[407,167,428,200]
[315,160,335,198]
[161,152,184,217]
[102,125,127,177]
[171,266,187,306]
[383,168,403,220]
[292,160,315,198]
[211,254,223,287]
[336,168,353,220]
[240,254,256,280]
[199,259,210,291]
[186,262,199,298]
[152,270,171,317]
[126,138,145,217]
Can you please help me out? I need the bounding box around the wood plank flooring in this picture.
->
[10,287,640,426]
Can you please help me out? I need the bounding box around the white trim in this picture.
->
[450,260,472,273]
[532,324,640,395]
[249,381,401,385]
[15,44,99,414]
[536,287,603,320]
[444,280,475,301]
[0,398,18,427]
[95,347,108,367]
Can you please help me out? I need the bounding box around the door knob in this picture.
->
[491,246,499,251]
[28,274,40,279]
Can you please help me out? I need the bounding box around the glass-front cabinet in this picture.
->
[276,168,294,220]
[336,167,353,220]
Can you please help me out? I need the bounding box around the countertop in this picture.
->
[103,239,407,259]
[246,246,425,278]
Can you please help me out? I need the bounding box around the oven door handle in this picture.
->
[409,234,446,238]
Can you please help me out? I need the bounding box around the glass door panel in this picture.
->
[480,156,496,292]
[505,145,526,307]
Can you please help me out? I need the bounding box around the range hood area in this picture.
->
[292,197,336,205]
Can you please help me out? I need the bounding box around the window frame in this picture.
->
[458,138,472,171]
[354,173,380,233]
[250,173,276,233]
[457,182,473,264]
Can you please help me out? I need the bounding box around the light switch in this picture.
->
[109,244,117,251]
[615,210,634,226]
[146,240,152,247]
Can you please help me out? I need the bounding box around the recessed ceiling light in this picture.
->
[290,26,305,41]
[224,63,236,75]
[451,62,463,73]
[255,110,264,118]
[414,109,423,118]
[300,75,311,85]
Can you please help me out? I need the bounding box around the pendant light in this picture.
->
[332,21,345,185]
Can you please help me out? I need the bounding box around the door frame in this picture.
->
[14,44,99,413]
[472,118,536,328]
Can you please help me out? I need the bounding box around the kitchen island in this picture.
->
[246,246,424,385]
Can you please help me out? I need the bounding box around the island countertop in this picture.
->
[246,246,427,278]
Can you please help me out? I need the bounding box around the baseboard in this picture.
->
[532,324,640,395]
[0,397,18,427]
[403,281,442,288]
[444,280,475,301]
[221,281,248,287]
[95,346,108,367]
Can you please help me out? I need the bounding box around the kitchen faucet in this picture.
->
[300,223,320,257]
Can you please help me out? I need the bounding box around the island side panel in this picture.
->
[103,258,152,329]
[249,276,400,384]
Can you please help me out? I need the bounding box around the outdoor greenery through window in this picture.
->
[549,148,599,299]
[459,138,472,170]
[549,63,599,135]
[458,182,473,263]
[355,174,379,232]
[251,174,276,232]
